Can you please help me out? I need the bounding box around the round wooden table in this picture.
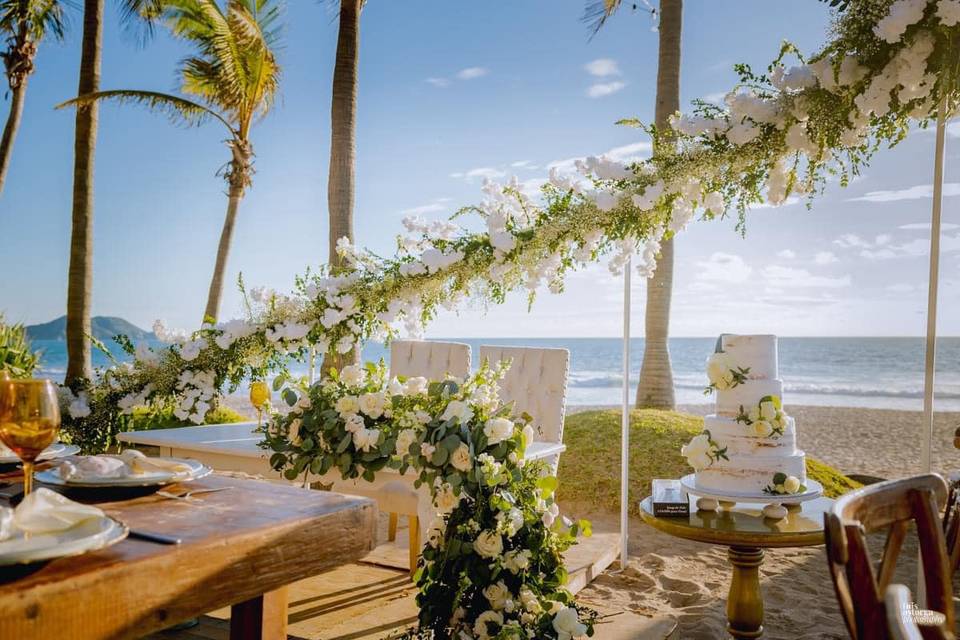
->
[639,495,834,639]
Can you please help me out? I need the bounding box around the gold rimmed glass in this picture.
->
[0,379,61,495]
[249,381,270,428]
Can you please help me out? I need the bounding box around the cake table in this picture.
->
[639,495,833,639]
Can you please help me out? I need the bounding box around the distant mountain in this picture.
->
[26,316,156,342]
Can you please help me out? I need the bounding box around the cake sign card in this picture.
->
[652,479,689,516]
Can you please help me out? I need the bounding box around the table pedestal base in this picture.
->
[726,546,764,639]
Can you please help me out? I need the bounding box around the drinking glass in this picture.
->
[0,379,61,495]
[249,381,270,428]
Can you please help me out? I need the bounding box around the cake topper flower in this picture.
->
[736,395,788,438]
[704,351,751,394]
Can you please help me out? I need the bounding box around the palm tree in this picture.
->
[321,0,361,374]
[65,0,104,384]
[60,0,282,325]
[587,0,682,410]
[0,0,67,195]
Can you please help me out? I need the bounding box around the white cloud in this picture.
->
[848,183,960,202]
[899,222,960,231]
[587,81,626,98]
[751,196,801,209]
[400,197,452,216]
[834,233,871,249]
[695,252,753,283]
[777,249,796,259]
[511,160,537,169]
[584,58,621,77]
[450,167,506,181]
[761,265,852,288]
[700,91,728,104]
[813,251,839,265]
[859,248,898,260]
[886,283,917,293]
[425,77,450,88]
[456,67,489,80]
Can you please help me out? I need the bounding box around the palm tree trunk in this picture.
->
[203,186,244,323]
[322,0,361,375]
[65,0,104,385]
[327,0,359,268]
[636,0,682,410]
[0,77,28,194]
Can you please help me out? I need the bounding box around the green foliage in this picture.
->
[558,409,861,511]
[125,404,247,432]
[0,315,40,379]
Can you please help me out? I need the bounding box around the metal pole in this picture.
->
[620,256,632,570]
[920,98,948,474]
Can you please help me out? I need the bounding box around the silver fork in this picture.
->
[156,486,233,502]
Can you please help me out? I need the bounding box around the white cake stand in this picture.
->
[680,474,823,509]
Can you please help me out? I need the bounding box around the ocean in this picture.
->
[33,337,960,412]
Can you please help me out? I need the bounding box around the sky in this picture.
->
[0,0,957,338]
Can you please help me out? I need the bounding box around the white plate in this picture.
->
[680,474,824,505]
[0,443,81,465]
[35,457,212,488]
[0,516,128,566]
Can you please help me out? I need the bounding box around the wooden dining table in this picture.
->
[0,475,377,640]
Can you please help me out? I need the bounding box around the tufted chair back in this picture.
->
[479,346,569,452]
[389,340,471,382]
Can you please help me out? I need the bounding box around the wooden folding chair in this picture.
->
[825,473,954,640]
[885,584,955,640]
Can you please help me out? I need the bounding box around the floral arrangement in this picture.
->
[681,430,729,471]
[260,362,598,640]
[704,351,751,393]
[763,472,806,496]
[735,395,789,438]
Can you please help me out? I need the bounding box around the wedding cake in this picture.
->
[681,334,807,497]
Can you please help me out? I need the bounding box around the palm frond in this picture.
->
[582,0,624,37]
[56,89,235,133]
[0,0,71,42]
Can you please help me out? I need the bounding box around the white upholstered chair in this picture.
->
[478,345,570,474]
[333,340,470,575]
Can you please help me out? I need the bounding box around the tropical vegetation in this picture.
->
[0,315,40,378]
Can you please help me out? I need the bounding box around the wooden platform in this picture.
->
[140,509,681,640]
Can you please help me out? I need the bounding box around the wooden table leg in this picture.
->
[230,587,289,640]
[727,546,764,639]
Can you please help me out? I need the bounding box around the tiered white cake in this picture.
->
[682,334,807,497]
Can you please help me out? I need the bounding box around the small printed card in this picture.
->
[651,479,689,517]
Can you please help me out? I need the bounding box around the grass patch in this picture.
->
[557,409,861,512]
[127,405,248,431]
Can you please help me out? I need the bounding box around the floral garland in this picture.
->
[260,362,597,639]
[735,395,789,438]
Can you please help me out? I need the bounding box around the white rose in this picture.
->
[450,443,473,472]
[759,400,779,421]
[542,502,560,527]
[473,610,504,640]
[484,417,515,445]
[344,414,365,433]
[395,429,418,457]
[706,352,735,389]
[426,517,446,547]
[352,427,380,452]
[339,365,365,387]
[403,376,428,396]
[784,475,802,493]
[681,433,714,471]
[474,530,503,559]
[387,377,405,396]
[519,586,541,612]
[552,606,588,640]
[433,485,461,514]
[420,442,436,458]
[505,549,532,574]
[441,400,474,425]
[358,392,386,419]
[752,420,773,438]
[335,395,359,417]
[483,581,511,610]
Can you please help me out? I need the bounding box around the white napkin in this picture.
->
[0,507,12,541]
[58,456,130,481]
[119,450,192,475]
[12,488,105,533]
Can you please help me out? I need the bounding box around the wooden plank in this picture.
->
[0,476,376,640]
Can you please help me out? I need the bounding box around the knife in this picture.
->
[128,529,182,545]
